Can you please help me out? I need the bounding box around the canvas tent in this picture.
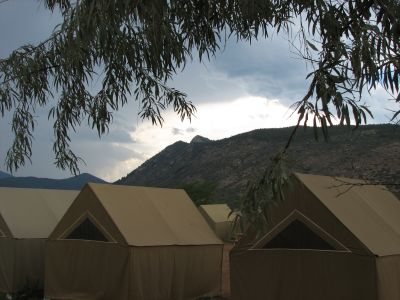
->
[0,187,77,293]
[45,183,223,300]
[199,204,236,241]
[231,173,400,300]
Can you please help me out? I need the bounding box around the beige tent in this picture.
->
[199,204,236,241]
[231,173,400,300]
[0,187,77,293]
[45,183,223,300]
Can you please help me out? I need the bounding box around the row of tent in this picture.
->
[0,184,232,299]
[2,173,400,300]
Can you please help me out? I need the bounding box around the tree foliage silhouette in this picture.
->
[1,0,399,174]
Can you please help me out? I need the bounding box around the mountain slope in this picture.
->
[117,124,400,203]
[0,173,106,190]
[0,171,12,179]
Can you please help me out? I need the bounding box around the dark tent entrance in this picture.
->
[66,218,109,242]
[59,212,115,243]
[253,210,347,251]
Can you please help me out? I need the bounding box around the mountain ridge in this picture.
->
[0,172,107,190]
[117,124,400,204]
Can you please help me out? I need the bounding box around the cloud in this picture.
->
[70,123,136,144]
[171,128,183,135]
[211,38,310,105]
[186,127,196,133]
[250,113,270,120]
[71,140,145,182]
[170,61,250,104]
[171,127,197,135]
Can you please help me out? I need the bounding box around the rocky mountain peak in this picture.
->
[190,135,211,144]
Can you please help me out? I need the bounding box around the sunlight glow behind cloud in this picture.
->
[102,96,296,181]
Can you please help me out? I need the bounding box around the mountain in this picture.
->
[190,135,211,144]
[117,124,400,204]
[0,173,106,190]
[0,171,12,179]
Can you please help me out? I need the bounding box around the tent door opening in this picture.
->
[263,219,336,250]
[65,218,109,242]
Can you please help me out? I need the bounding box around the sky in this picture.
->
[0,1,398,182]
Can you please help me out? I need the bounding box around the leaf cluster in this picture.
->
[291,0,400,137]
[178,181,218,206]
[232,150,292,234]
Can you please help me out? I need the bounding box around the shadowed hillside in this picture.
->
[0,171,12,179]
[0,173,106,190]
[117,124,400,204]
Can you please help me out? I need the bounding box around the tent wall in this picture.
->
[376,255,400,300]
[231,249,377,300]
[0,238,15,293]
[0,238,45,294]
[45,241,222,300]
[130,245,223,300]
[13,239,45,292]
[45,240,130,300]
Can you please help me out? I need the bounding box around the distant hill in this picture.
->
[117,124,400,204]
[0,173,106,190]
[0,171,12,179]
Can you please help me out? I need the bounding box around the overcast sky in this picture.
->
[0,1,397,182]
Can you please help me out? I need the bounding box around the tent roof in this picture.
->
[199,204,235,223]
[0,187,77,238]
[295,173,400,256]
[87,183,223,246]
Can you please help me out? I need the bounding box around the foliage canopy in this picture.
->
[0,0,399,175]
[178,181,217,206]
